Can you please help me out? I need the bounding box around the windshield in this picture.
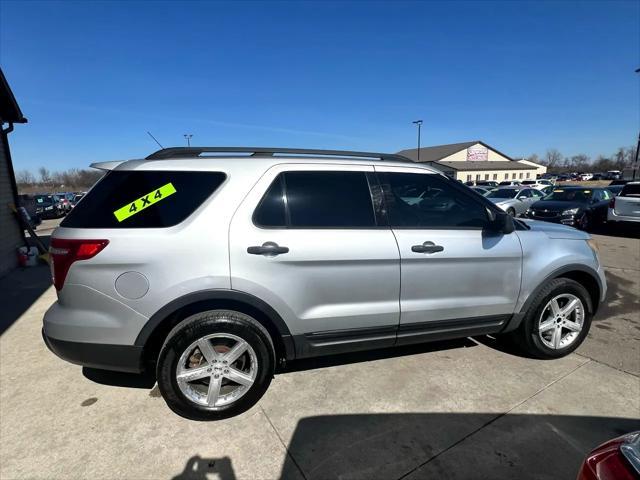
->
[487,189,517,199]
[522,181,536,185]
[35,195,55,205]
[543,189,592,202]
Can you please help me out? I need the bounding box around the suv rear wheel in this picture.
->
[156,310,275,420]
[511,278,593,359]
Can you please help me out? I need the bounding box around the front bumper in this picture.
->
[42,329,144,373]
[526,211,579,226]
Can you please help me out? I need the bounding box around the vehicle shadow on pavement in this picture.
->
[172,456,235,480]
[279,413,640,480]
[595,269,640,321]
[0,262,52,337]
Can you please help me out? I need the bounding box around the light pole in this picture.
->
[412,120,423,162]
[633,68,640,180]
[184,134,193,147]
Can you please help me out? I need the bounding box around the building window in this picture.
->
[484,174,489,180]
[493,174,498,180]
[467,174,472,182]
[504,173,509,179]
[526,172,530,179]
[519,173,523,179]
[476,174,481,181]
[512,173,516,179]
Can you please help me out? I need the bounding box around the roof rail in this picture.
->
[145,147,410,162]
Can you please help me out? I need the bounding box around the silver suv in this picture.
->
[43,147,606,420]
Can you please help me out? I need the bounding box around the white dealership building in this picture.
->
[398,141,546,183]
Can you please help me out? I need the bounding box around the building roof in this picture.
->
[397,140,514,162]
[430,160,535,171]
[0,68,27,124]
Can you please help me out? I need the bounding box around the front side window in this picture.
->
[379,172,489,229]
[253,171,376,228]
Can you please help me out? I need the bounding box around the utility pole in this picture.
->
[184,134,193,147]
[633,68,640,180]
[412,120,423,162]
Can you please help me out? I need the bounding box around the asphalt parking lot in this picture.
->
[0,222,638,480]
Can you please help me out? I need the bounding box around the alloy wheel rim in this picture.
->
[538,293,584,349]
[176,333,258,409]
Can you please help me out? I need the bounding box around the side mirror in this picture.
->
[486,209,515,234]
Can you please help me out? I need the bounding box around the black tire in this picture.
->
[157,310,275,421]
[509,278,593,359]
[507,208,516,217]
[577,212,589,231]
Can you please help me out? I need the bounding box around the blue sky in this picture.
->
[1,0,638,172]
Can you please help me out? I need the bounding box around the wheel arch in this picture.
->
[503,264,602,333]
[136,290,296,370]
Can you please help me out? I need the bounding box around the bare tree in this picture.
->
[544,149,563,168]
[38,167,51,184]
[16,169,35,185]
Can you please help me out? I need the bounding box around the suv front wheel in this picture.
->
[157,310,275,421]
[511,278,593,359]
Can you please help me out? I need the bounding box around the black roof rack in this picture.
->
[145,147,410,162]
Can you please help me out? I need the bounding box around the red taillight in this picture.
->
[49,238,109,290]
[609,197,616,209]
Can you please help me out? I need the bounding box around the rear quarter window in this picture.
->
[61,170,226,228]
[620,184,640,197]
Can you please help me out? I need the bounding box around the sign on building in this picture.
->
[467,145,488,161]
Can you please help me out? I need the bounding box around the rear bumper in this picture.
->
[42,329,144,373]
[607,209,640,223]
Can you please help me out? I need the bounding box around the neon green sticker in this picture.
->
[113,182,177,222]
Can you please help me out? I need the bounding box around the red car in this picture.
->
[577,432,640,480]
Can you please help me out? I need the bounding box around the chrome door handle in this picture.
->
[247,241,289,256]
[411,241,444,254]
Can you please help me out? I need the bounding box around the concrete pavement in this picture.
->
[0,232,638,480]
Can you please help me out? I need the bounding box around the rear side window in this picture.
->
[61,171,226,228]
[253,171,376,228]
[621,184,640,196]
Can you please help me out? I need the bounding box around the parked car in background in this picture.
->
[608,182,640,226]
[606,170,622,180]
[539,185,555,197]
[556,174,570,182]
[17,194,42,229]
[577,431,640,480]
[42,146,606,420]
[526,187,613,230]
[70,193,86,208]
[470,186,492,196]
[610,179,630,187]
[34,194,65,219]
[606,184,625,196]
[522,179,554,190]
[579,173,593,181]
[55,192,76,212]
[486,187,543,216]
[475,180,499,188]
[498,180,521,186]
